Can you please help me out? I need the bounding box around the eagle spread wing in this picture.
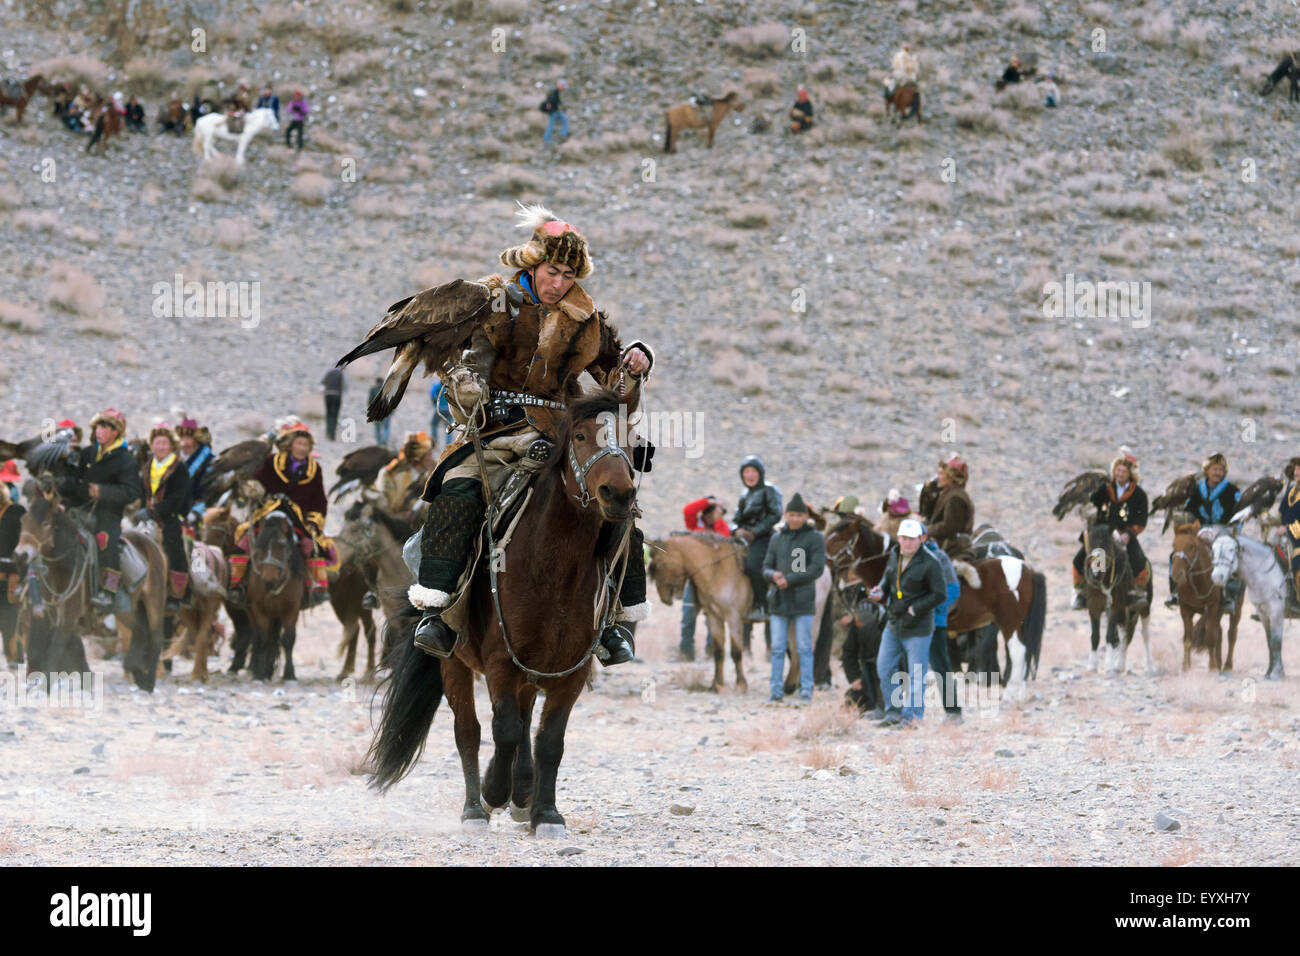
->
[1229,475,1282,525]
[336,278,496,423]
[201,437,273,505]
[329,444,398,501]
[1151,472,1200,533]
[1052,471,1107,521]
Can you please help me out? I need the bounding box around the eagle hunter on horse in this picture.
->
[336,203,654,666]
[1165,451,1243,613]
[226,422,334,609]
[1070,449,1151,610]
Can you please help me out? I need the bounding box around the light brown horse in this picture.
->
[647,531,750,692]
[371,391,640,836]
[200,504,255,675]
[663,91,744,152]
[945,554,1046,699]
[0,74,48,123]
[1171,522,1237,672]
[161,539,228,682]
[110,518,171,692]
[884,82,922,124]
[330,499,414,682]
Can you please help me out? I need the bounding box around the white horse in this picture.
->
[1210,531,1287,680]
[193,107,279,164]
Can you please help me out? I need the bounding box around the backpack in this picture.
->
[539,97,554,113]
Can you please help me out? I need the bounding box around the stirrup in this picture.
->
[414,611,458,659]
[597,623,635,667]
[226,585,245,608]
[91,589,114,610]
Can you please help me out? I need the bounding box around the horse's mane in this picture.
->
[254,512,307,574]
[371,505,416,542]
[547,389,624,469]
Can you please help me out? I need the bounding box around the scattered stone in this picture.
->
[557,846,584,856]
[995,748,1015,758]
[91,743,105,756]
[933,816,946,826]
[1091,53,1125,75]
[1155,811,1181,832]
[154,730,182,739]
[72,766,89,775]
[669,804,694,816]
[813,769,834,781]
[678,785,701,791]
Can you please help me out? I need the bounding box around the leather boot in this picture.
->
[410,483,485,658]
[1070,585,1086,610]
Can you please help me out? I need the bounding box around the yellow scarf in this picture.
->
[150,453,176,495]
[95,437,124,462]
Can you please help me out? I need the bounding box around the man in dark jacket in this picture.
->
[176,417,214,522]
[59,408,143,610]
[322,366,344,442]
[541,78,568,144]
[762,493,826,702]
[732,454,782,623]
[141,424,193,611]
[255,85,280,122]
[870,518,947,726]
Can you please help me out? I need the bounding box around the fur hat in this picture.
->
[148,424,177,448]
[402,430,433,461]
[275,420,313,451]
[785,492,810,515]
[89,408,126,437]
[939,455,968,485]
[500,202,593,279]
[1110,446,1139,483]
[174,416,200,437]
[885,488,911,516]
[1202,451,1228,476]
[1286,457,1300,481]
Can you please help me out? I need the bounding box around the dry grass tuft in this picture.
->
[0,825,16,856]
[977,766,1019,790]
[724,203,777,229]
[31,54,109,87]
[214,218,249,250]
[0,300,44,334]
[795,700,859,740]
[710,349,769,394]
[670,665,715,693]
[896,758,921,790]
[1158,840,1201,866]
[906,791,963,808]
[46,262,104,317]
[290,171,333,205]
[721,22,789,60]
[1137,11,1177,48]
[1160,132,1207,172]
[729,714,793,753]
[802,741,846,769]
[476,167,545,199]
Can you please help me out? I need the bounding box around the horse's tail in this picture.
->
[663,114,672,153]
[367,604,443,793]
[1022,570,1047,679]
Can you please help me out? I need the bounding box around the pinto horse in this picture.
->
[194,106,279,164]
[370,390,640,836]
[663,91,744,152]
[647,531,751,692]
[0,74,48,123]
[1081,523,1154,676]
[945,555,1046,700]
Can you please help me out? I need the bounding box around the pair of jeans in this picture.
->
[373,418,390,446]
[770,614,814,699]
[876,623,932,722]
[543,110,568,142]
[680,579,713,658]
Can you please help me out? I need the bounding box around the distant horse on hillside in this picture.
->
[194,107,279,164]
[884,82,922,124]
[1260,51,1300,102]
[664,91,744,152]
[0,74,48,123]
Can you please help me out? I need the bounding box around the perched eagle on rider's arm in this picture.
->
[335,278,497,423]
[328,444,398,501]
[1151,472,1200,533]
[1230,475,1283,526]
[1051,471,1107,521]
[201,435,275,505]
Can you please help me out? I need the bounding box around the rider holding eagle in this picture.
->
[336,204,653,665]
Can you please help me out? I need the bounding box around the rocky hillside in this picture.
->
[2,0,1299,561]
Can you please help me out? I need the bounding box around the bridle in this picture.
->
[1171,533,1216,604]
[826,518,890,580]
[249,512,294,595]
[567,413,633,509]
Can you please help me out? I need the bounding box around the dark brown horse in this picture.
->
[1260,51,1300,102]
[157,97,188,134]
[663,91,744,152]
[884,82,922,123]
[199,504,255,675]
[1081,523,1154,676]
[1170,522,1238,672]
[0,74,48,123]
[245,509,307,681]
[370,390,639,836]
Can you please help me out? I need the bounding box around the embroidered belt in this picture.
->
[485,390,564,421]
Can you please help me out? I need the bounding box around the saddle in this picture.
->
[226,111,244,134]
[2,79,24,100]
[689,93,714,110]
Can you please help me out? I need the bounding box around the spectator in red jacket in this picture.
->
[680,496,728,660]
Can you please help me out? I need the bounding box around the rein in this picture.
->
[1171,536,1216,604]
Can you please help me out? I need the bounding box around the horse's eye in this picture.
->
[576,432,586,442]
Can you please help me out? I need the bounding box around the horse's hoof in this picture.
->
[461,817,489,830]
[509,801,530,823]
[533,823,567,840]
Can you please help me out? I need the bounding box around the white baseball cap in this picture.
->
[898,518,925,538]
